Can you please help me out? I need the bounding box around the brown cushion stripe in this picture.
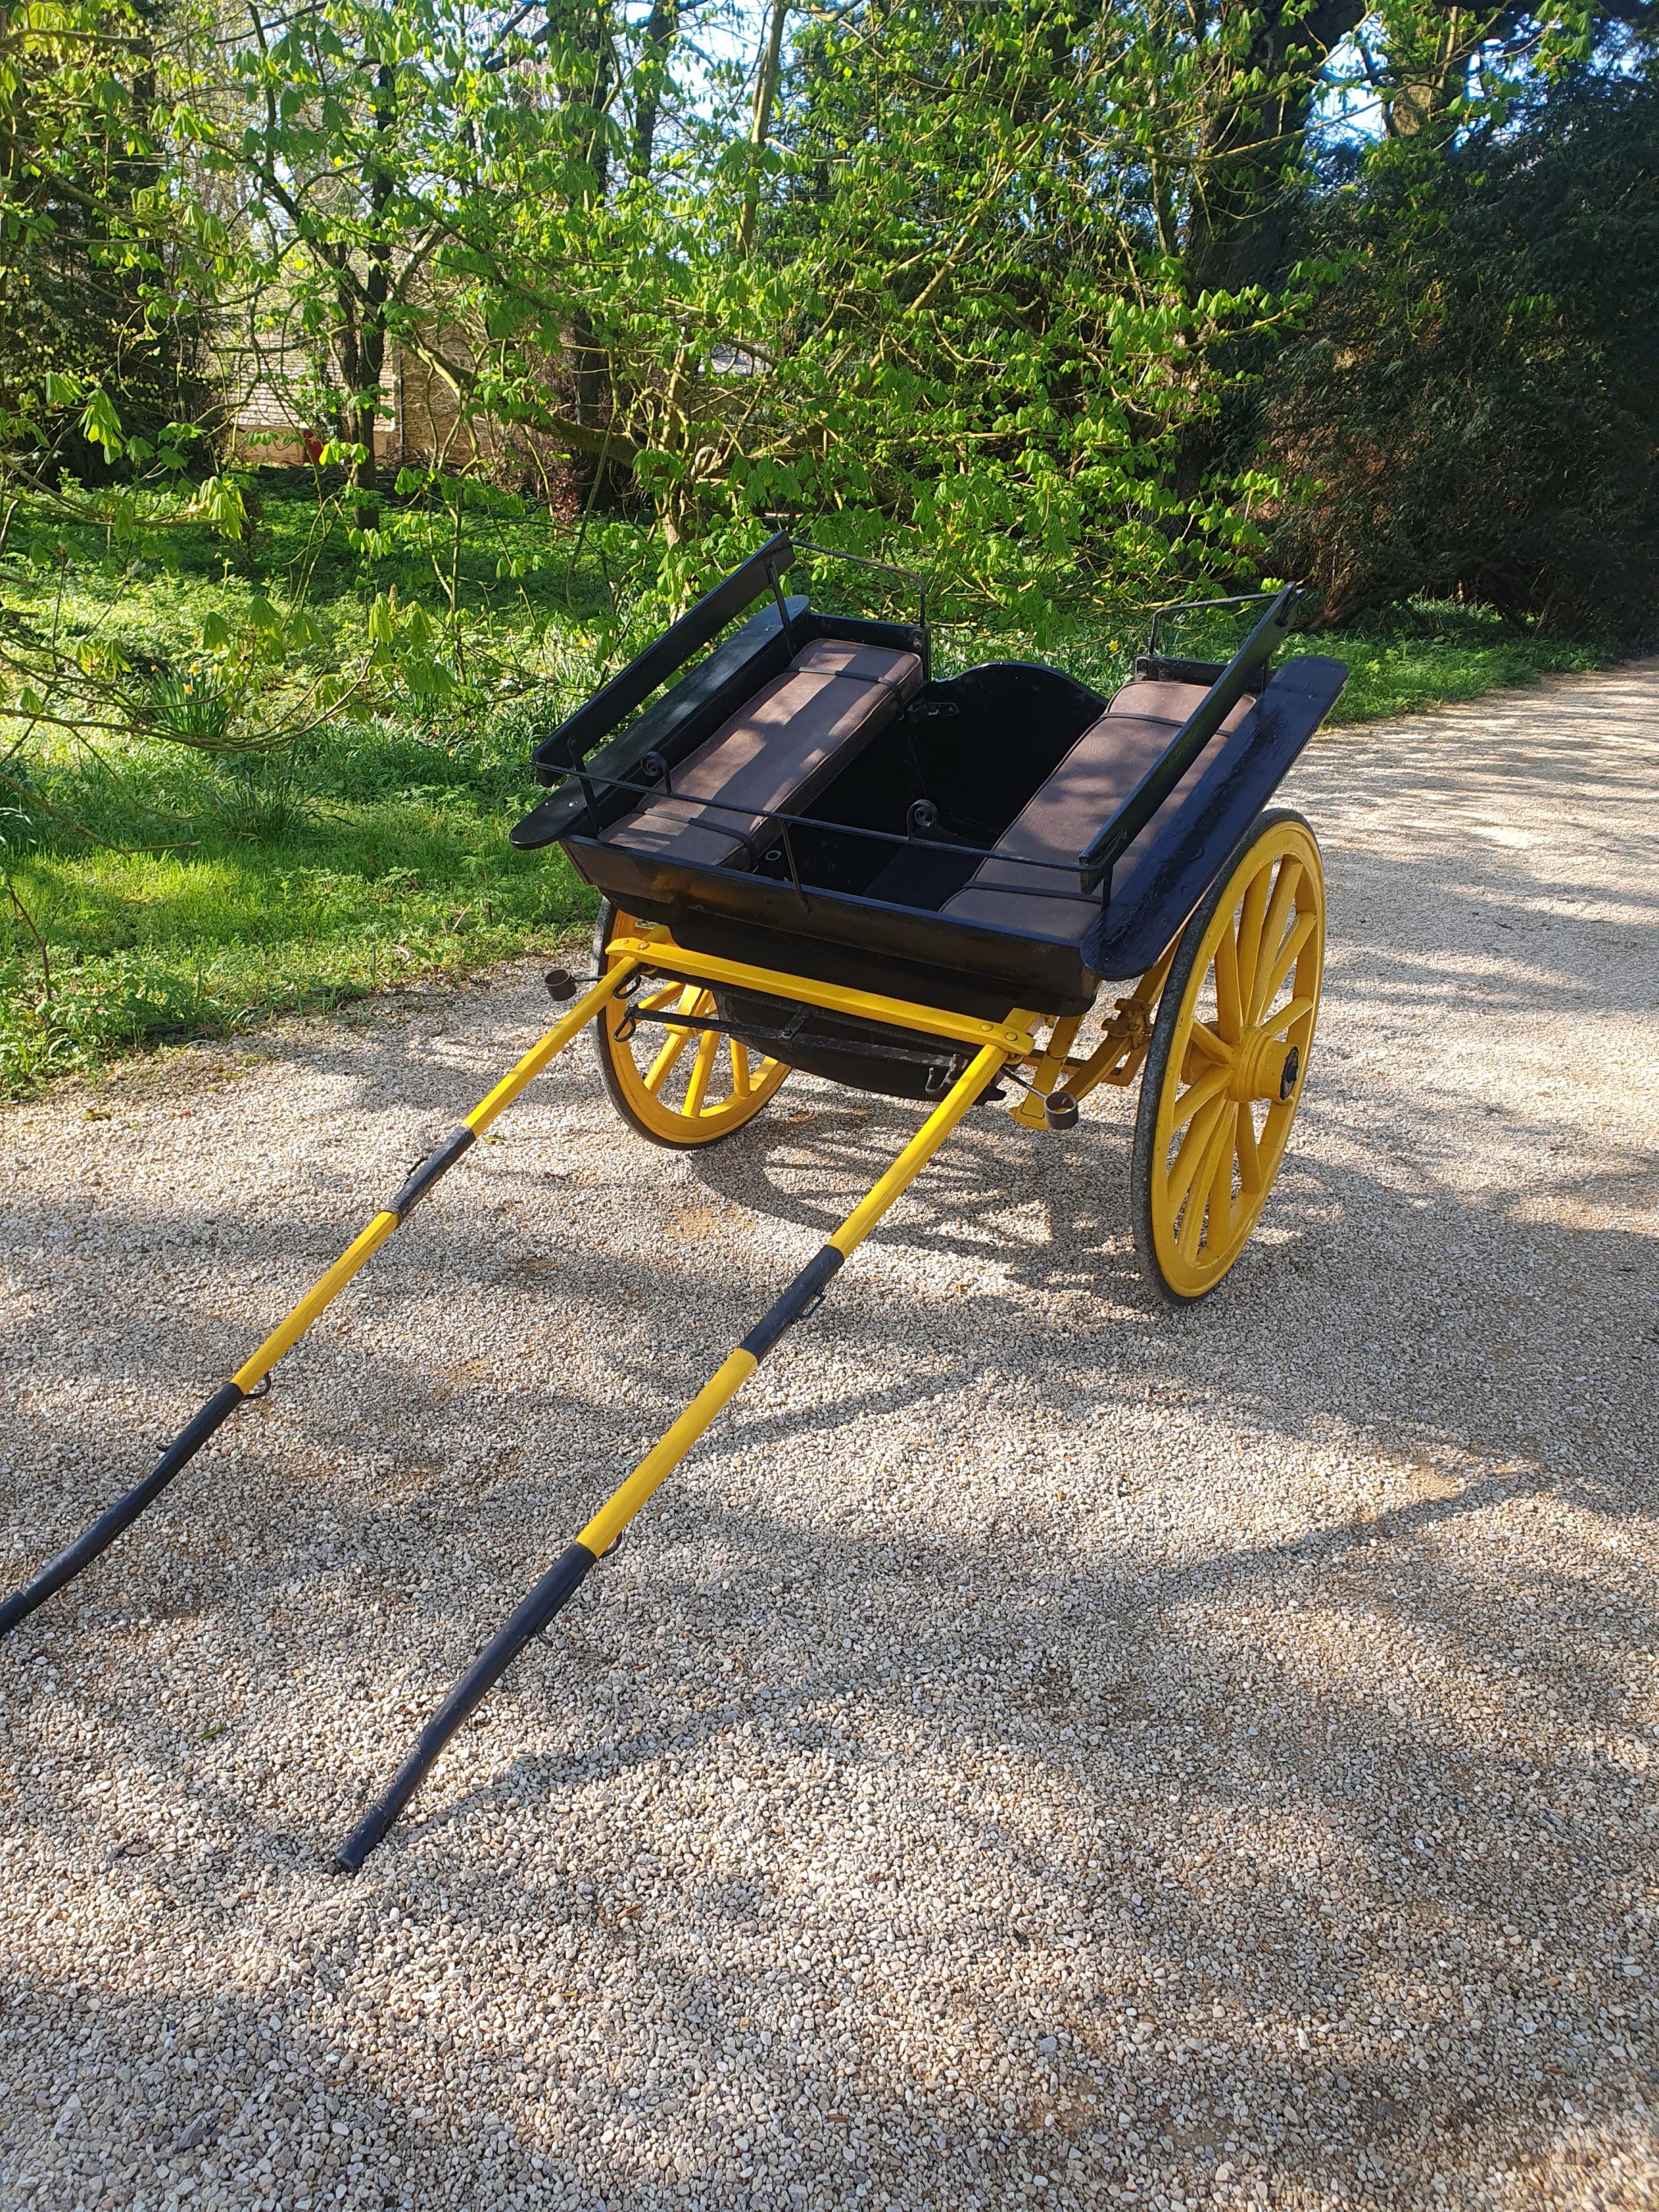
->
[938,679,1258,942]
[601,639,922,873]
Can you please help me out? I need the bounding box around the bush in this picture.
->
[1263,75,1659,638]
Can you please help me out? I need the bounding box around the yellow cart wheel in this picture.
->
[1130,808,1325,1305]
[592,903,792,1147]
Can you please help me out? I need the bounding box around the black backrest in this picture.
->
[531,531,795,786]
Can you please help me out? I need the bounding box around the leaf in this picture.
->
[81,388,124,457]
[194,477,250,541]
[402,657,456,699]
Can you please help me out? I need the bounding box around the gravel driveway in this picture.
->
[2,661,1656,2212]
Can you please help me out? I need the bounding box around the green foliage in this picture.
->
[0,691,591,1094]
[1263,73,1659,637]
[0,0,1644,1095]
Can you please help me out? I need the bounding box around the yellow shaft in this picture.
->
[578,1349,758,1558]
[575,1039,1015,1558]
[465,962,636,1134]
[829,1041,1010,1254]
[233,962,633,1393]
[233,1213,400,1390]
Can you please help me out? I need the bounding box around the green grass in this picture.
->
[1316,607,1606,723]
[0,488,1618,1098]
[0,761,592,1091]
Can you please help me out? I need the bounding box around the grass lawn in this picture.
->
[0,486,1615,1097]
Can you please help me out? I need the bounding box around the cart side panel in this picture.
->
[1084,654,1348,980]
[566,834,1099,1018]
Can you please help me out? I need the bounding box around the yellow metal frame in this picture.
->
[604,924,1042,1063]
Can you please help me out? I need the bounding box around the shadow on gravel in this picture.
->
[4,674,1657,2209]
[2,1087,1655,2208]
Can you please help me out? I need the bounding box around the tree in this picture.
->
[0,0,214,477]
[1260,71,1659,634]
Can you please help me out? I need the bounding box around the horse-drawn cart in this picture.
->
[0,533,1346,1867]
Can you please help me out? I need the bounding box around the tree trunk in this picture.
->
[1174,0,1366,506]
[631,0,679,179]
[336,55,396,519]
[1184,0,1367,300]
[554,0,624,505]
[737,0,788,254]
[1384,6,1480,140]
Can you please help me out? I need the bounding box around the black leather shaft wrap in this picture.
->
[385,1126,475,1220]
[335,1540,598,1872]
[0,1382,245,1639]
[740,1245,844,1361]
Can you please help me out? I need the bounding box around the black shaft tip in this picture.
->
[334,1804,394,1875]
[331,1540,598,1869]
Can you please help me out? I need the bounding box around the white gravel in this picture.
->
[2,659,1656,2212]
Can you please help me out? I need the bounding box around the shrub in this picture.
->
[1262,75,1659,638]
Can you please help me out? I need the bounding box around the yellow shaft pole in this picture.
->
[575,1039,1012,1558]
[337,1031,1026,1866]
[0,961,635,1644]
[232,962,634,1390]
[232,1214,400,1391]
[465,966,634,1134]
[829,1041,1009,1255]
[576,1350,759,1559]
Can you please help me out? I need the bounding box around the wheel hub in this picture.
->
[1228,1024,1300,1102]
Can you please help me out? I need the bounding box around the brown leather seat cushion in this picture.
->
[1104,677,1254,734]
[938,680,1257,942]
[602,637,923,872]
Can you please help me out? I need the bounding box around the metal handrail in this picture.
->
[1147,587,1293,663]
[551,757,1096,909]
[790,536,929,649]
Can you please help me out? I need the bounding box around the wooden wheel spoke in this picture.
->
[637,982,687,1014]
[1206,1114,1238,1242]
[1177,1108,1234,1261]
[1167,1094,1227,1213]
[1249,860,1302,1023]
[644,1025,695,1093]
[730,1039,751,1098]
[1170,1061,1231,1134]
[1236,1101,1263,1194]
[1213,926,1243,1042]
[1187,1020,1230,1066]
[1257,912,1316,1016]
[684,1030,720,1117]
[1233,868,1271,1021]
[1260,992,1315,1038]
